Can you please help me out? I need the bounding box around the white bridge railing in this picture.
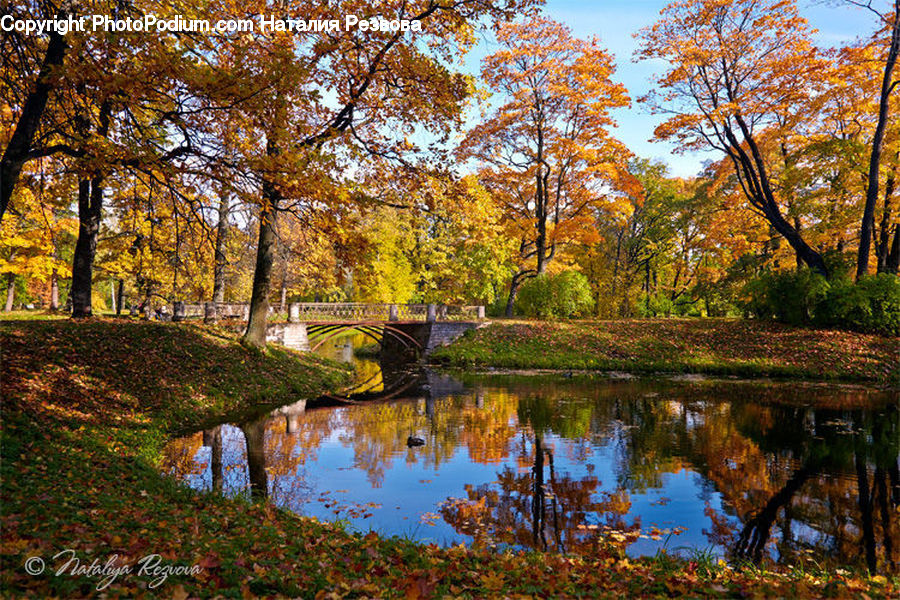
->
[172,301,486,323]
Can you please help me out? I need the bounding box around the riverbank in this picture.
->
[431,319,900,384]
[2,320,897,597]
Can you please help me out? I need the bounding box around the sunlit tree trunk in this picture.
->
[4,273,14,312]
[212,195,229,304]
[243,134,280,347]
[50,269,59,310]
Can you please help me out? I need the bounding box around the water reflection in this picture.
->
[162,373,899,574]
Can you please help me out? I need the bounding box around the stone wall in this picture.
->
[383,321,488,358]
[265,323,310,351]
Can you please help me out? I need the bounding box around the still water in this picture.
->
[161,335,899,574]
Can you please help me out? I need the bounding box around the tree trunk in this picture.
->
[4,273,15,312]
[726,118,829,277]
[70,179,100,318]
[212,195,229,304]
[877,156,897,273]
[279,277,287,314]
[243,181,279,347]
[70,101,110,319]
[0,28,68,220]
[505,271,530,317]
[116,279,124,316]
[858,2,899,280]
[50,269,59,310]
[888,225,900,274]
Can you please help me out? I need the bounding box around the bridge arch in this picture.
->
[306,322,422,354]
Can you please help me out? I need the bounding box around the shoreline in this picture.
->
[430,318,900,385]
[2,319,897,598]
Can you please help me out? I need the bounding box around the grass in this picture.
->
[1,319,897,597]
[431,318,900,384]
[0,309,68,321]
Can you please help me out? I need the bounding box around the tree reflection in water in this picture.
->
[160,375,899,574]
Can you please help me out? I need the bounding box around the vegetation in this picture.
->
[515,271,595,319]
[742,270,900,336]
[432,319,900,383]
[3,320,898,598]
[2,0,898,331]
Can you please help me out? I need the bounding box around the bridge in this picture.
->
[170,301,487,357]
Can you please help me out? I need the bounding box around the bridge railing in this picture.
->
[172,301,485,323]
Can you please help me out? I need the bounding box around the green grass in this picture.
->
[1,319,897,598]
[432,319,900,384]
[0,309,68,321]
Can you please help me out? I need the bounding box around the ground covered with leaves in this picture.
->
[2,319,897,598]
[432,319,900,384]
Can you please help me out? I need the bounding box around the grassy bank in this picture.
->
[2,320,897,598]
[431,318,900,384]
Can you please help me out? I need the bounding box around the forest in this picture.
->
[2,0,898,342]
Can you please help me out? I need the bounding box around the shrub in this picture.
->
[854,274,900,336]
[740,269,827,325]
[516,271,595,319]
[743,269,900,336]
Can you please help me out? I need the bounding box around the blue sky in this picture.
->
[459,0,880,178]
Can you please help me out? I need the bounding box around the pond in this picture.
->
[161,334,899,575]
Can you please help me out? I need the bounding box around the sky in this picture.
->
[458,0,881,179]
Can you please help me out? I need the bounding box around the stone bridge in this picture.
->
[170,301,487,357]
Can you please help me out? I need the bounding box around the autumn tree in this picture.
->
[851,0,900,278]
[639,0,832,276]
[0,175,75,310]
[350,174,514,305]
[207,0,537,346]
[460,16,634,316]
[0,0,70,221]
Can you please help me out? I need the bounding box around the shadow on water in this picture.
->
[161,335,900,574]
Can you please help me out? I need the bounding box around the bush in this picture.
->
[816,274,900,336]
[743,269,900,336]
[740,269,828,326]
[516,271,595,319]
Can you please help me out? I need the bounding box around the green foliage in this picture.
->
[814,274,900,336]
[743,270,900,336]
[741,269,828,326]
[516,271,595,319]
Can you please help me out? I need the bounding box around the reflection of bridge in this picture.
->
[306,322,424,353]
[171,301,488,356]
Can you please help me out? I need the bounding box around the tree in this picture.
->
[0,181,74,310]
[0,0,70,221]
[460,16,634,315]
[639,0,831,276]
[853,0,900,278]
[213,0,536,346]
